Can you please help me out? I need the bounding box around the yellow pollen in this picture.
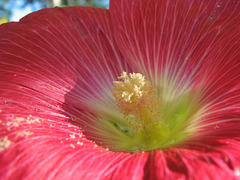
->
[113,72,162,130]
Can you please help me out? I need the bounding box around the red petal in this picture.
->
[0,100,147,179]
[0,122,146,179]
[0,6,135,179]
[0,7,131,113]
[1,1,240,179]
[0,75,147,179]
[142,139,240,180]
[110,0,240,144]
[110,0,240,95]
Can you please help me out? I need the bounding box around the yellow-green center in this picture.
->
[105,72,192,152]
[91,72,200,152]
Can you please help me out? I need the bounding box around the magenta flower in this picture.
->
[1,0,240,179]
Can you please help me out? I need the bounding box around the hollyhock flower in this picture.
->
[0,0,240,179]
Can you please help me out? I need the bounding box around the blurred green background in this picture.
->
[0,0,109,24]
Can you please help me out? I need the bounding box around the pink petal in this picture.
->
[0,6,137,179]
[0,7,131,113]
[0,86,147,179]
[0,116,147,179]
[110,0,240,96]
[1,1,240,179]
[110,0,240,145]
[110,0,240,178]
[153,140,240,180]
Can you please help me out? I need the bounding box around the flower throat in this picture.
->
[113,72,162,132]
[112,72,173,152]
[90,72,194,152]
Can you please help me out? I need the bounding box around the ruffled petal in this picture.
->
[0,106,147,179]
[150,140,240,179]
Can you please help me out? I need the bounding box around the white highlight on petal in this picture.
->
[235,168,240,176]
[70,144,75,148]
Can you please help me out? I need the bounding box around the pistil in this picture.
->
[113,72,163,134]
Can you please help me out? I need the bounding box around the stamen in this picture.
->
[113,72,162,131]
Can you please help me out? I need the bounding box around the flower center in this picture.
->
[111,72,184,152]
[113,72,162,132]
[90,72,198,152]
